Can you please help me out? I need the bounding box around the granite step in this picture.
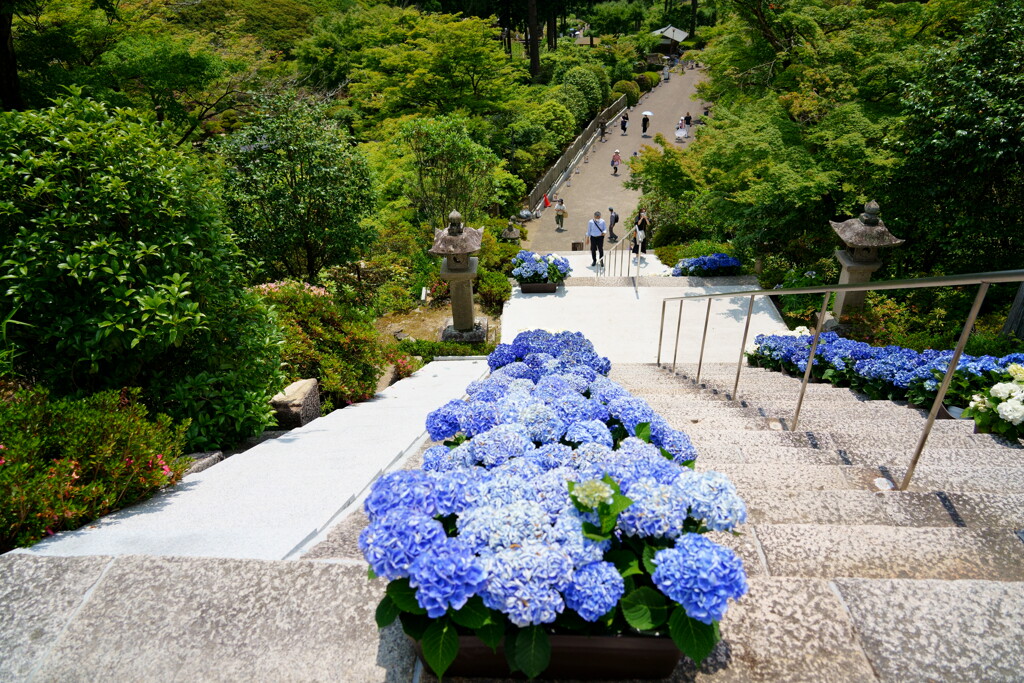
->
[742,489,1024,528]
[753,524,1024,581]
[686,426,1013,452]
[699,463,876,491]
[694,443,1024,469]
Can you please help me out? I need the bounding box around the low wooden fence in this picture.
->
[526,94,628,213]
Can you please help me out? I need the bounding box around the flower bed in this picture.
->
[964,364,1024,440]
[747,331,1024,436]
[671,253,741,277]
[511,250,572,285]
[360,330,748,679]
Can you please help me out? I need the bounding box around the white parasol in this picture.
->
[641,111,654,116]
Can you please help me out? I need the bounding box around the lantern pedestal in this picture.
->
[832,249,881,319]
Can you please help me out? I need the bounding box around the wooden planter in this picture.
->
[415,633,681,680]
[519,281,559,293]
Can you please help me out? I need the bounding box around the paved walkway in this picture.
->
[527,65,708,254]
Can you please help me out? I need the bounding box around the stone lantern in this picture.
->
[429,210,487,342]
[829,201,904,319]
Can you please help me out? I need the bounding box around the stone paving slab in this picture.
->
[5,554,413,682]
[741,490,957,527]
[756,525,1024,580]
[0,554,113,680]
[695,445,847,466]
[945,492,1024,527]
[834,578,1024,682]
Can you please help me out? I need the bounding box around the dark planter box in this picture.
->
[519,281,559,293]
[415,633,681,680]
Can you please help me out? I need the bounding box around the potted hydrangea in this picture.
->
[512,250,572,293]
[671,253,741,277]
[360,330,748,680]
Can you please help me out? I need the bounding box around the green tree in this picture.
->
[0,93,284,448]
[220,93,377,282]
[884,0,1024,277]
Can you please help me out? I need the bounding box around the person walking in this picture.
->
[611,149,622,176]
[598,118,607,142]
[641,115,650,136]
[620,111,629,135]
[607,207,620,242]
[683,111,692,138]
[553,198,567,231]
[634,208,651,259]
[586,210,607,267]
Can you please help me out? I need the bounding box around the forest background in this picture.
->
[0,0,1021,546]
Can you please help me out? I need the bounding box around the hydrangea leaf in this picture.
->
[421,618,460,679]
[367,566,378,580]
[668,607,720,665]
[399,611,431,640]
[606,549,643,578]
[450,596,491,629]
[642,545,659,574]
[504,629,520,672]
[634,421,652,443]
[476,621,505,652]
[387,578,427,615]
[620,586,668,630]
[514,625,551,679]
[375,595,400,628]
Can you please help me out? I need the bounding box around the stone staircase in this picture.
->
[604,362,1024,682]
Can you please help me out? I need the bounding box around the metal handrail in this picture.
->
[600,226,637,278]
[655,268,1024,491]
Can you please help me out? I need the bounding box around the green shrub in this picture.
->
[612,80,641,106]
[397,339,496,363]
[757,254,796,290]
[477,268,512,315]
[634,73,652,92]
[584,64,612,105]
[254,281,387,409]
[563,66,603,118]
[645,71,661,88]
[0,387,189,552]
[0,94,285,451]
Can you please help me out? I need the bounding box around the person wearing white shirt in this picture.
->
[586,211,607,267]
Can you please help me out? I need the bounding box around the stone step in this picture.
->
[700,463,874,491]
[686,426,1012,452]
[753,525,1024,581]
[694,444,1024,478]
[741,489,1024,528]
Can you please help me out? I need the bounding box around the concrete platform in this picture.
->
[501,284,788,363]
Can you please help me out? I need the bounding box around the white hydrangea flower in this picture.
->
[969,394,990,412]
[996,397,1024,426]
[1007,364,1024,382]
[990,382,1018,400]
[573,479,615,508]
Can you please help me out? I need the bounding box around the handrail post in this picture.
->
[899,282,990,491]
[695,298,713,384]
[792,292,831,431]
[671,300,683,374]
[657,300,667,366]
[733,295,756,399]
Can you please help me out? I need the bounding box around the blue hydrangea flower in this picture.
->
[519,402,567,444]
[488,344,517,370]
[480,543,573,626]
[457,499,551,552]
[425,400,466,441]
[470,423,535,467]
[564,561,625,621]
[682,471,747,532]
[607,396,657,435]
[459,400,501,437]
[364,470,435,520]
[617,477,691,539]
[652,535,747,624]
[564,419,614,448]
[359,509,446,580]
[408,537,487,617]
